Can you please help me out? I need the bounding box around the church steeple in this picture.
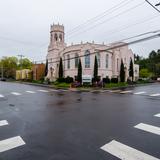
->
[49,24,65,48]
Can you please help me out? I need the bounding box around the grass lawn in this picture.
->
[53,82,71,88]
[105,82,128,88]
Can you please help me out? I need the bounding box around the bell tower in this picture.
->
[49,24,65,49]
[47,23,65,82]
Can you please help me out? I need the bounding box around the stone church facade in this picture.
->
[46,24,139,81]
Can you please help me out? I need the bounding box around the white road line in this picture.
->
[0,136,25,153]
[11,92,22,96]
[101,140,160,160]
[134,123,160,135]
[134,91,146,95]
[109,90,121,93]
[49,89,58,92]
[0,120,9,127]
[26,91,36,94]
[38,90,49,93]
[0,94,4,98]
[120,90,132,94]
[59,89,68,92]
[150,93,160,97]
[154,113,160,118]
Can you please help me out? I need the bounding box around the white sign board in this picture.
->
[82,75,92,84]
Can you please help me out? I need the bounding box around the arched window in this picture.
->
[85,50,90,68]
[106,54,109,68]
[54,33,58,41]
[59,34,62,42]
[75,53,79,68]
[67,54,70,69]
[50,33,53,42]
[96,53,101,68]
[117,58,119,71]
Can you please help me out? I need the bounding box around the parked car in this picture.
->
[0,78,6,81]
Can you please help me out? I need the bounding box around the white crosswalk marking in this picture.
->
[49,89,58,92]
[0,136,25,153]
[150,93,160,97]
[154,113,160,118]
[38,90,49,93]
[26,91,36,94]
[134,91,146,95]
[134,123,160,135]
[120,90,132,94]
[110,90,121,93]
[101,140,160,160]
[11,92,22,96]
[0,94,4,98]
[59,89,68,92]
[0,120,9,127]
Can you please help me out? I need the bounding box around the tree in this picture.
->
[77,58,82,83]
[93,55,98,81]
[18,58,32,69]
[58,57,63,78]
[129,58,134,81]
[0,56,18,78]
[140,69,151,78]
[45,59,48,76]
[120,59,125,82]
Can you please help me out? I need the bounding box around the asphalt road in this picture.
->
[0,82,160,160]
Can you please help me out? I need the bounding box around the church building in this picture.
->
[46,24,139,81]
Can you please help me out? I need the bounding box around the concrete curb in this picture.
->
[9,81,158,92]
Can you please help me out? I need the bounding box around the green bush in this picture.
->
[57,77,65,83]
[65,76,74,83]
[103,77,110,84]
[111,78,118,83]
[105,82,128,88]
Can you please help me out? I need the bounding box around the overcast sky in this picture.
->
[0,0,160,62]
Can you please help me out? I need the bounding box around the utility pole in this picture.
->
[18,54,25,80]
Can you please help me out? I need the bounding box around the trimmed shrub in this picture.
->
[103,77,110,84]
[111,78,118,83]
[57,77,65,83]
[92,76,100,83]
[65,76,74,83]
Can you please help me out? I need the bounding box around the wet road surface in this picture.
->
[0,82,160,160]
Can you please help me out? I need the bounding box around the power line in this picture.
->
[104,14,160,41]
[155,2,160,6]
[66,1,145,40]
[34,0,135,49]
[66,0,134,35]
[113,29,160,42]
[44,33,160,65]
[145,0,160,13]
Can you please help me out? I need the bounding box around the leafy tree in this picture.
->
[140,69,151,78]
[58,57,63,78]
[18,58,32,69]
[77,58,82,83]
[129,58,134,81]
[93,55,98,81]
[120,59,125,82]
[155,63,160,76]
[0,56,18,78]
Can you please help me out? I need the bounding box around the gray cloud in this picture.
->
[0,0,160,61]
